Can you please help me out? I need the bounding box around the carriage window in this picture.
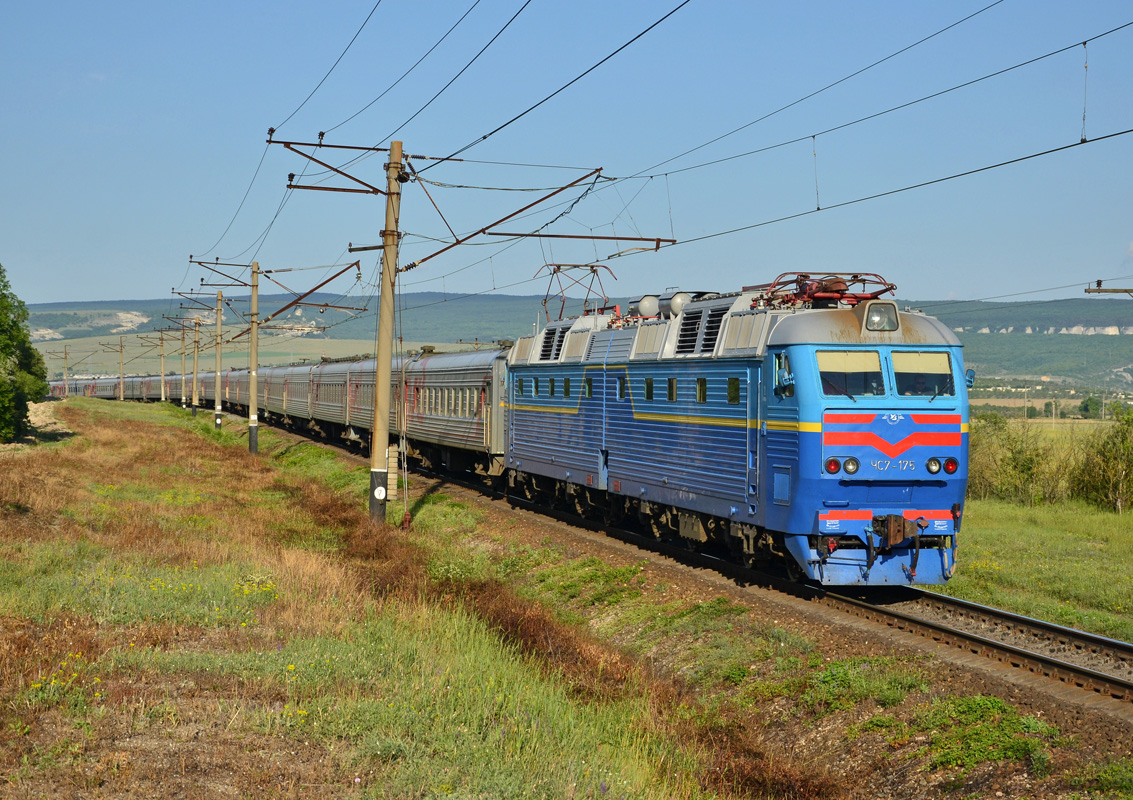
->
[563,378,570,398]
[817,351,884,397]
[696,377,707,404]
[667,377,677,402]
[893,351,954,397]
[617,376,626,400]
[644,377,654,401]
[728,377,741,404]
[585,377,593,398]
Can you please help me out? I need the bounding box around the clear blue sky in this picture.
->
[3,0,1132,308]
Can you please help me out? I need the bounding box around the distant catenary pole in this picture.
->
[249,261,259,454]
[215,291,223,429]
[191,320,200,416]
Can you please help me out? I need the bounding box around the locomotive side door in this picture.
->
[747,359,760,510]
[760,348,800,531]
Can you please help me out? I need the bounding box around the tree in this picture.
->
[0,262,48,442]
[1080,396,1102,419]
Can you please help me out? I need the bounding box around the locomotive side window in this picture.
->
[774,353,795,397]
[549,378,556,397]
[667,377,677,402]
[696,377,707,404]
[817,351,884,397]
[644,377,654,401]
[517,377,524,396]
[533,378,540,397]
[585,377,593,398]
[617,376,627,400]
[893,351,954,396]
[563,378,570,398]
[728,377,741,404]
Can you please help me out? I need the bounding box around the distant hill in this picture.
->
[28,292,1133,389]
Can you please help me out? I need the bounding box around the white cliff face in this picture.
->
[110,312,150,333]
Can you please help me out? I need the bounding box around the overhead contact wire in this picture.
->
[417,0,694,173]
[632,0,1007,177]
[274,0,385,132]
[324,0,484,135]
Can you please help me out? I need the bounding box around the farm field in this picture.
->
[2,398,1132,798]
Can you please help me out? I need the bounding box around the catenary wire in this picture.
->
[324,0,484,135]
[617,127,1133,256]
[416,0,693,174]
[630,0,1007,178]
[192,142,272,259]
[641,19,1133,179]
[273,0,385,132]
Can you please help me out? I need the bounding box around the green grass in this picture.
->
[0,538,276,628]
[1073,756,1133,796]
[114,600,702,798]
[800,657,928,714]
[871,695,1061,777]
[932,499,1133,641]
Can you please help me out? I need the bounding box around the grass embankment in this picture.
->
[934,500,1133,643]
[1,397,1130,798]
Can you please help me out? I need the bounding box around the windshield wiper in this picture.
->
[929,375,954,403]
[823,379,857,403]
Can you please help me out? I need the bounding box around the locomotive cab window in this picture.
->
[893,351,954,397]
[817,351,884,397]
[774,353,794,397]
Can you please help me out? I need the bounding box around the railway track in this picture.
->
[819,587,1133,705]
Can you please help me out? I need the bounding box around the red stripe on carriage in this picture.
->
[818,510,874,520]
[822,431,961,458]
[910,414,962,424]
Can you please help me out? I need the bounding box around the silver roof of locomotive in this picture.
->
[507,290,960,366]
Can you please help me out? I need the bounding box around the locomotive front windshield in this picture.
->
[817,350,884,397]
[893,351,954,397]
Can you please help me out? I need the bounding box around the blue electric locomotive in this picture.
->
[506,274,970,586]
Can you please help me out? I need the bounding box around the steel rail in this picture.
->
[822,589,1133,704]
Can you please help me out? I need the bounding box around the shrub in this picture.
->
[967,413,1070,505]
[1071,406,1133,513]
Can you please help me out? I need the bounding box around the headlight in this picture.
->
[926,458,941,474]
[843,457,860,475]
